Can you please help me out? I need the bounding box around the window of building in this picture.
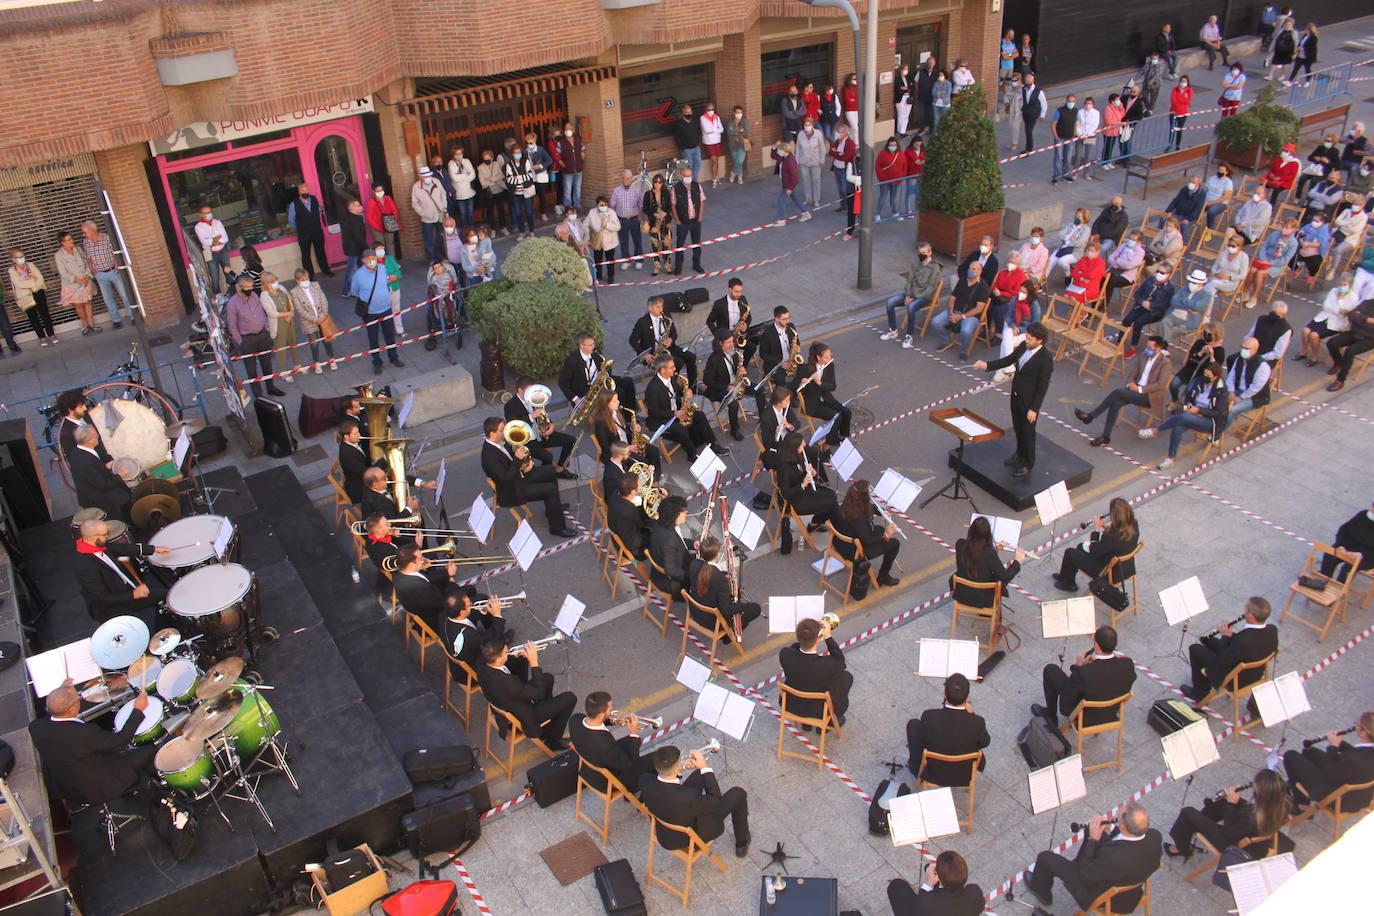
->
[165,149,304,252]
[761,43,833,115]
[620,63,713,142]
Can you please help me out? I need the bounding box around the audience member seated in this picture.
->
[1102,230,1145,303]
[1120,270,1176,353]
[1223,337,1273,427]
[1145,216,1185,275]
[1139,359,1229,470]
[1229,187,1272,245]
[1324,294,1374,392]
[1074,336,1173,446]
[1235,220,1299,310]
[1160,269,1214,344]
[1066,240,1106,304]
[1162,176,1206,242]
[1016,227,1050,284]
[1295,282,1359,367]
[1169,321,1226,401]
[1312,500,1374,581]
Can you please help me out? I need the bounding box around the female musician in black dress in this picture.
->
[831,480,903,587]
[1165,768,1291,859]
[1053,497,1139,592]
[591,389,662,472]
[776,432,838,553]
[952,516,1025,606]
[686,537,761,638]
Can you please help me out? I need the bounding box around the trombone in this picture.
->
[349,520,482,540]
[681,738,723,769]
[609,710,665,729]
[380,538,516,572]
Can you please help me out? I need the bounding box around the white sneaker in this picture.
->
[1157,457,1176,470]
[902,336,915,349]
[315,365,323,375]
[329,361,339,371]
[799,212,812,222]
[283,372,294,383]
[1102,163,1115,171]
[770,220,785,227]
[880,329,899,341]
[1137,427,1156,439]
[634,261,643,270]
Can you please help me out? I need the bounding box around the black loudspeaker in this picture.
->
[0,419,50,528]
[253,398,296,458]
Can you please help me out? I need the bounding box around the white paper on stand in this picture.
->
[508,520,542,571]
[1027,755,1088,814]
[874,468,922,512]
[917,638,981,680]
[469,495,495,545]
[397,391,415,429]
[1160,576,1209,626]
[434,458,447,509]
[211,517,234,561]
[888,787,961,846]
[1251,672,1311,727]
[767,595,826,633]
[808,416,837,447]
[26,639,102,698]
[692,683,755,741]
[553,595,586,638]
[947,416,991,438]
[728,501,766,552]
[1034,481,1073,525]
[1228,853,1299,915]
[830,439,862,481]
[1040,596,1097,639]
[690,449,727,489]
[173,428,191,469]
[676,656,712,693]
[971,514,1022,548]
[1161,719,1220,779]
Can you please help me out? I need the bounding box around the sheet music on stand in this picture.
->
[397,391,416,429]
[1040,597,1097,639]
[434,458,447,510]
[874,468,922,513]
[728,501,766,552]
[887,787,961,847]
[1028,754,1088,814]
[1034,481,1073,526]
[767,595,826,633]
[692,682,755,741]
[1251,672,1311,727]
[946,415,991,438]
[554,595,586,638]
[26,640,102,698]
[211,517,234,560]
[1160,576,1209,626]
[469,495,495,545]
[508,520,543,571]
[649,420,674,446]
[971,513,1021,547]
[916,638,981,680]
[173,427,192,469]
[1161,719,1220,779]
[689,449,727,489]
[1228,853,1299,915]
[676,656,712,693]
[808,416,837,447]
[830,438,862,481]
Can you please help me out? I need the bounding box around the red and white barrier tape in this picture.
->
[598,230,845,288]
[226,294,439,363]
[450,858,494,915]
[1278,386,1374,428]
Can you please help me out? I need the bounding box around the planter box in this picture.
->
[920,209,1004,259]
[1214,140,1267,172]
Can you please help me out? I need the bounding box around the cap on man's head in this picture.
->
[418,166,432,176]
[1188,268,1208,284]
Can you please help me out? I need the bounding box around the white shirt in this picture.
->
[1075,106,1101,139]
[194,218,228,252]
[725,296,743,329]
[582,719,609,732]
[770,407,788,443]
[582,354,596,383]
[1136,353,1159,387]
[658,374,679,411]
[773,323,789,357]
[1317,288,1359,332]
[651,314,664,339]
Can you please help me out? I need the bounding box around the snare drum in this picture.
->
[70,507,106,539]
[155,737,215,797]
[155,658,202,705]
[103,519,132,546]
[148,515,239,574]
[113,696,165,745]
[166,563,254,640]
[223,683,281,757]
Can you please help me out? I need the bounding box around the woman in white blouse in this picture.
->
[1047,208,1092,282]
[1294,282,1359,367]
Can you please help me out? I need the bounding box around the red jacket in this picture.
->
[904,146,925,178]
[842,85,859,113]
[829,136,856,166]
[875,148,905,183]
[364,195,401,233]
[802,90,821,121]
[555,135,585,173]
[1069,256,1106,302]
[992,267,1027,301]
[1169,85,1194,116]
[1263,156,1300,190]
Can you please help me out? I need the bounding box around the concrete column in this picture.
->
[374,79,423,261]
[93,145,181,327]
[567,74,624,204]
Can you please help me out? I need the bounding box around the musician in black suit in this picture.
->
[57,388,107,465]
[648,496,692,597]
[907,673,989,786]
[974,321,1054,478]
[629,296,697,387]
[639,745,751,857]
[338,419,378,505]
[29,682,155,807]
[685,537,761,638]
[952,515,1024,605]
[339,394,367,441]
[602,442,632,494]
[706,277,753,364]
[753,306,800,411]
[791,342,850,446]
[1036,625,1137,728]
[69,425,130,522]
[1053,498,1140,592]
[557,333,636,409]
[359,466,429,525]
[1025,803,1162,911]
[477,638,576,751]
[759,385,799,467]
[643,354,727,461]
[504,376,576,476]
[1283,710,1374,810]
[390,544,457,632]
[479,417,575,538]
[1184,596,1279,702]
[1166,768,1292,861]
[776,432,837,554]
[362,513,408,596]
[888,851,985,916]
[779,617,851,724]
[441,592,523,684]
[75,518,168,628]
[833,479,902,587]
[591,390,662,474]
[608,473,652,558]
[702,330,745,441]
[569,691,656,793]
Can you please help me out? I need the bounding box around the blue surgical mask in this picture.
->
[1125,239,1137,248]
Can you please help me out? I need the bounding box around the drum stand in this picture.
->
[205,689,300,833]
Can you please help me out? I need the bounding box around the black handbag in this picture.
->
[1212,844,1254,891]
[403,746,478,788]
[1089,575,1129,612]
[593,859,647,915]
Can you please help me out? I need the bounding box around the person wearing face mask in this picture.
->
[1220,63,1246,118]
[1357,235,1374,301]
[447,146,477,227]
[674,104,704,179]
[934,265,991,360]
[1203,163,1234,228]
[1066,241,1106,304]
[769,140,810,226]
[781,86,805,144]
[348,251,406,375]
[410,167,450,262]
[1119,269,1177,355]
[522,133,556,222]
[1098,93,1124,167]
[291,267,336,373]
[259,272,300,381]
[226,277,285,397]
[1325,201,1368,280]
[700,103,726,187]
[340,199,368,295]
[1230,187,1272,245]
[841,72,860,137]
[903,137,925,217]
[8,248,54,346]
[1049,94,1079,185]
[930,70,952,131]
[1163,178,1206,243]
[554,122,586,213]
[458,230,490,287]
[1222,337,1272,426]
[1262,144,1301,206]
[501,144,537,239]
[1075,335,1174,447]
[795,119,827,207]
[1002,71,1024,146]
[1137,360,1230,470]
[1145,216,1185,276]
[1102,230,1146,305]
[286,183,331,278]
[1296,135,1342,200]
[1134,54,1164,115]
[1325,298,1374,392]
[895,63,917,136]
[476,149,510,236]
[874,136,906,220]
[1160,269,1215,344]
[1167,76,1193,151]
[957,236,999,286]
[561,206,589,259]
[1291,213,1332,286]
[828,124,858,212]
[1016,227,1050,283]
[1018,73,1048,154]
[608,170,645,270]
[1245,301,1292,364]
[1073,97,1101,180]
[1169,321,1226,401]
[881,243,941,348]
[725,106,751,184]
[817,85,841,141]
[193,204,233,298]
[1092,197,1129,256]
[586,196,621,282]
[363,183,401,254]
[1296,281,1359,367]
[799,80,821,122]
[1300,170,1344,224]
[1267,17,1298,82]
[1201,14,1231,71]
[1047,208,1091,282]
[1238,219,1299,309]
[987,251,1028,342]
[951,59,975,95]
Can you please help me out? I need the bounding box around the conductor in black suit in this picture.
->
[29,682,154,807]
[791,342,851,446]
[441,592,523,685]
[75,518,168,628]
[779,617,852,725]
[1025,803,1162,911]
[479,417,575,538]
[888,850,985,916]
[69,425,130,522]
[974,321,1054,479]
[1036,625,1137,728]
[390,543,457,632]
[477,638,576,751]
[702,331,745,441]
[504,376,577,476]
[629,296,697,387]
[607,473,652,559]
[569,691,657,793]
[706,277,752,364]
[1184,596,1279,702]
[639,745,751,857]
[1282,711,1374,809]
[907,673,989,786]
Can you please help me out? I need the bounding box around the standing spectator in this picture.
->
[904,137,925,217]
[459,228,494,286]
[286,184,331,278]
[818,85,841,141]
[429,154,454,211]
[917,57,939,134]
[561,206,589,258]
[643,175,673,277]
[260,272,299,382]
[1168,76,1194,150]
[1019,74,1048,154]
[781,86,806,144]
[1260,5,1280,53]
[193,204,232,298]
[1092,197,1130,256]
[674,104,703,178]
[951,59,975,95]
[1296,134,1342,199]
[1017,227,1050,284]
[1047,208,1092,282]
[770,141,810,226]
[225,276,284,398]
[555,122,586,213]
[874,137,905,220]
[340,199,367,295]
[80,220,133,328]
[410,167,449,262]
[236,244,264,292]
[477,150,510,236]
[1203,162,1235,229]
[547,128,565,214]
[841,73,860,138]
[1050,94,1079,185]
[442,217,464,278]
[586,196,621,283]
[1137,54,1166,114]
[377,243,405,335]
[54,231,96,335]
[1201,14,1231,70]
[364,183,401,252]
[726,106,751,184]
[828,124,858,213]
[1262,143,1301,206]
[931,70,953,132]
[1156,23,1178,80]
[1287,23,1318,87]
[700,103,727,187]
[447,145,477,227]
[998,30,1018,99]
[1074,96,1101,180]
[348,250,405,375]
[1099,93,1125,168]
[291,268,335,372]
[895,62,917,136]
[524,133,556,222]
[795,119,827,207]
[8,249,53,346]
[609,170,645,270]
[801,81,822,122]
[1002,72,1024,142]
[1016,34,1035,79]
[1268,18,1297,82]
[671,167,706,276]
[1163,175,1207,241]
[502,145,537,239]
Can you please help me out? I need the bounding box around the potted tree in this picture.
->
[919,83,1005,257]
[1213,84,1300,172]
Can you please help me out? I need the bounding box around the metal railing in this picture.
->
[1286,61,1354,109]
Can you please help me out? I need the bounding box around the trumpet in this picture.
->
[520,631,569,654]
[478,590,526,608]
[1203,614,1246,639]
[1069,818,1117,832]
[681,738,723,770]
[820,611,840,633]
[609,710,664,729]
[1208,781,1254,803]
[1303,726,1357,748]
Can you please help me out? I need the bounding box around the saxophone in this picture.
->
[570,357,615,426]
[675,372,696,423]
[786,336,804,371]
[628,411,649,456]
[732,349,751,392]
[649,316,675,364]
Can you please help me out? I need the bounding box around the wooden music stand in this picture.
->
[920,408,1004,512]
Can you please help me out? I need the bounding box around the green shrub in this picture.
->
[481,280,603,378]
[920,83,1005,219]
[501,237,592,293]
[465,276,514,339]
[1214,84,1300,157]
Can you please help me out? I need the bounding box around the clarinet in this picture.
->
[1202,614,1246,639]
[1303,726,1357,748]
[1208,781,1254,803]
[718,488,743,645]
[1069,818,1117,832]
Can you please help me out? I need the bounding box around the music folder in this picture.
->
[887,787,960,846]
[1251,672,1311,727]
[1040,596,1097,639]
[728,501,766,551]
[1160,576,1209,626]
[767,595,826,633]
[916,638,980,680]
[1028,755,1088,814]
[1227,853,1299,915]
[1034,481,1073,526]
[808,415,837,447]
[553,595,585,638]
[693,682,754,741]
[690,450,727,490]
[1161,719,1220,779]
[649,419,674,445]
[26,640,102,698]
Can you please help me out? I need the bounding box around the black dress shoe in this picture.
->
[556,470,576,480]
[1031,703,1056,726]
[547,738,571,752]
[1011,465,1031,478]
[1052,576,1078,592]
[550,528,577,539]
[266,386,286,397]
[878,574,901,587]
[1074,408,1093,425]
[1163,843,1193,860]
[1090,436,1110,447]
[711,444,730,456]
[1003,454,1024,466]
[734,839,750,858]
[1024,882,1052,907]
[390,358,406,368]
[731,430,744,441]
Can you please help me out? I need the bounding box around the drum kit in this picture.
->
[85,614,299,832]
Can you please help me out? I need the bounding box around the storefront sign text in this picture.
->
[151,98,375,155]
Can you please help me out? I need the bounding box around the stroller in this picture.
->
[424,275,466,353]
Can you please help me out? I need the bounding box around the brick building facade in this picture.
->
[0,0,1000,329]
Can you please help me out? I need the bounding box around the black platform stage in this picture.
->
[20,465,470,916]
[946,437,1094,512]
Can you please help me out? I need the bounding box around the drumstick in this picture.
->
[162,541,203,551]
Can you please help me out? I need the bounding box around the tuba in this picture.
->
[628,460,662,519]
[525,384,555,437]
[357,383,396,463]
[375,437,418,524]
[570,357,616,427]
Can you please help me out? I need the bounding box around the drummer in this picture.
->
[76,518,170,630]
[57,387,108,465]
[28,680,155,808]
[70,425,132,523]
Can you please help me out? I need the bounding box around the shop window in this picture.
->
[761,43,832,115]
[166,149,304,251]
[620,63,713,142]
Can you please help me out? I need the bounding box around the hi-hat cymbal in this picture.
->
[132,492,181,531]
[183,692,242,742]
[165,418,206,440]
[131,476,180,504]
[148,628,182,655]
[90,616,151,670]
[195,657,246,700]
[127,655,161,688]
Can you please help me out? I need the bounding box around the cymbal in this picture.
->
[195,657,246,700]
[90,615,151,670]
[183,692,242,742]
[148,628,182,656]
[127,655,161,688]
[131,492,181,531]
[131,476,180,504]
[165,418,206,440]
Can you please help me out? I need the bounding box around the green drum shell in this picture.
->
[223,682,281,756]
[156,738,214,796]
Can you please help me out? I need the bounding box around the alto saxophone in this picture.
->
[628,411,649,456]
[786,337,804,371]
[675,372,696,423]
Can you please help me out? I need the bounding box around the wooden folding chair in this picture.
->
[777,683,840,769]
[915,280,946,337]
[1279,543,1362,641]
[1076,312,1130,386]
[769,471,820,554]
[326,460,355,533]
[1038,294,1081,354]
[587,477,609,555]
[573,752,642,844]
[442,653,483,728]
[1054,302,1103,361]
[1235,175,1263,200]
[1192,227,1230,265]
[819,523,877,607]
[1185,832,1283,884]
[1074,879,1150,915]
[1351,347,1374,384]
[483,703,556,782]
[1084,542,1144,625]
[792,391,820,437]
[485,476,533,526]
[1065,692,1133,771]
[950,577,1003,657]
[680,591,743,665]
[1104,273,1142,316]
[403,611,441,671]
[1139,208,1171,242]
[1290,778,1374,840]
[916,750,982,831]
[643,554,681,635]
[1197,652,1276,738]
[1228,401,1271,443]
[1349,565,1374,609]
[646,815,728,908]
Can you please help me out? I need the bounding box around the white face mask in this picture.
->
[374,191,384,198]
[1017,291,1027,301]
[1030,237,1042,246]
[444,227,456,235]
[202,212,213,220]
[299,280,311,288]
[734,112,742,119]
[13,257,23,265]
[1241,348,1256,359]
[979,245,991,255]
[374,248,385,258]
[564,130,573,138]
[597,205,608,212]
[1253,194,1264,203]
[1155,273,1168,282]
[1190,282,1203,291]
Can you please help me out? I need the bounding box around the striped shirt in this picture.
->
[84,232,117,272]
[609,184,642,220]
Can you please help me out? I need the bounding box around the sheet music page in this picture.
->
[947,416,991,437]
[693,682,729,727]
[1274,672,1310,720]
[1227,856,1299,915]
[469,494,495,545]
[676,656,712,693]
[917,638,950,678]
[690,450,726,489]
[1159,582,1195,626]
[875,468,922,512]
[1179,576,1209,616]
[553,595,586,637]
[26,640,101,698]
[767,597,799,633]
[1065,596,1097,635]
[917,787,962,839]
[1161,728,1199,779]
[1034,481,1073,525]
[1260,854,1298,900]
[948,640,981,679]
[728,501,766,551]
[717,692,755,741]
[397,390,415,428]
[211,518,234,561]
[649,419,673,445]
[173,428,191,468]
[1184,720,1220,769]
[830,439,862,480]
[972,514,1021,547]
[509,520,542,571]
[809,416,837,447]
[1028,764,1063,814]
[1054,755,1088,804]
[1041,599,1069,639]
[796,595,825,624]
[887,792,929,847]
[1251,679,1286,727]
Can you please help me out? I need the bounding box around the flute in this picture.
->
[1202,614,1245,638]
[1303,726,1357,748]
[1208,781,1253,803]
[996,540,1038,560]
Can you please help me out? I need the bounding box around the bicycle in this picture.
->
[633,150,686,195]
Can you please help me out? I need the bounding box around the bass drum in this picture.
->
[89,398,170,474]
[155,737,215,798]
[166,563,255,641]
